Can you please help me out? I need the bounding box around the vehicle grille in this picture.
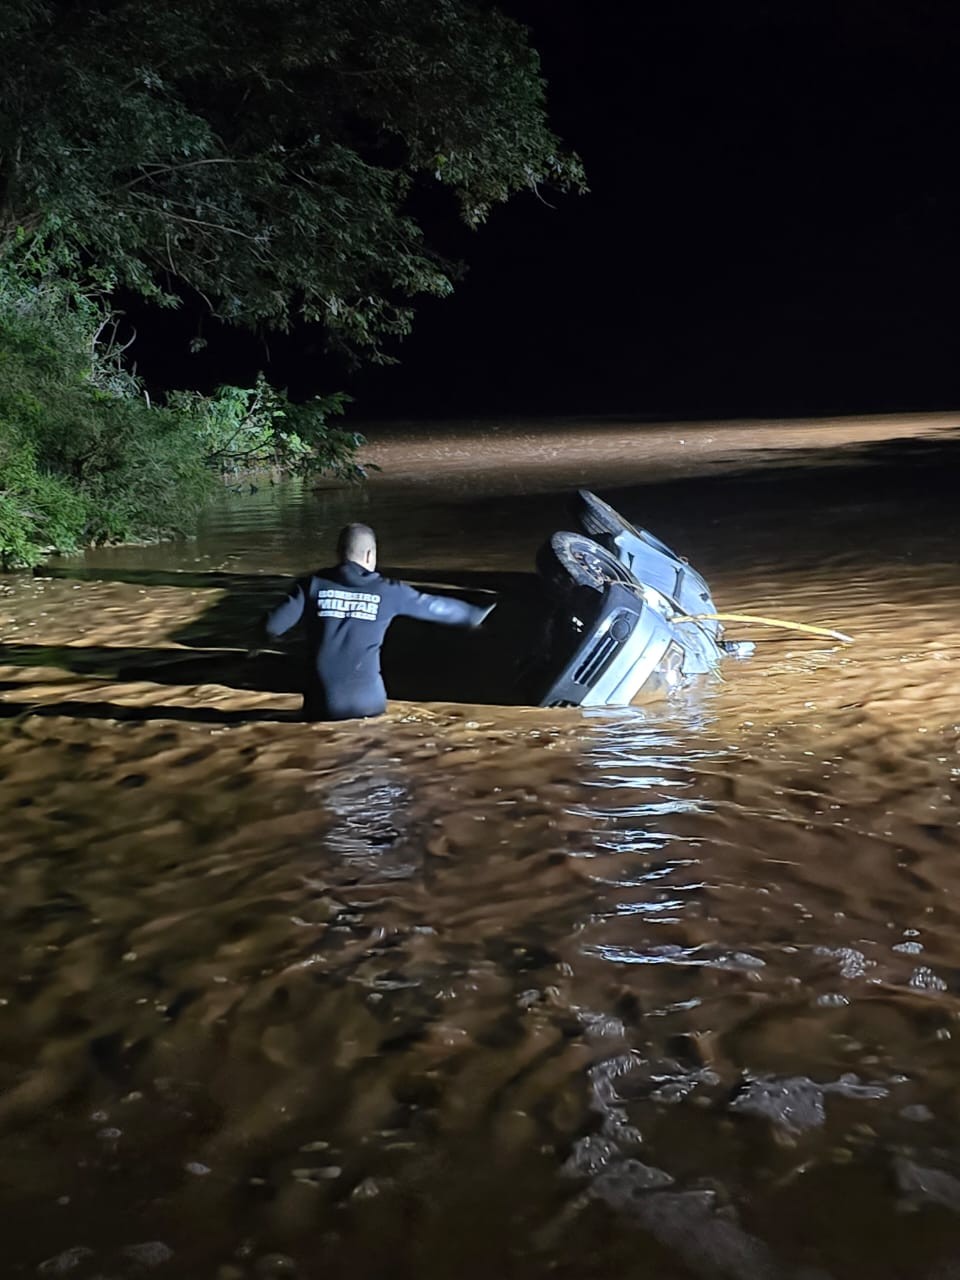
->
[573,632,619,687]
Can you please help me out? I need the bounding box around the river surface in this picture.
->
[2,413,960,1279]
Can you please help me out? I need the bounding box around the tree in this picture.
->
[0,0,584,356]
[0,261,214,566]
[0,258,377,567]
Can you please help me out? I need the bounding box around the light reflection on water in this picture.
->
[1,415,960,1277]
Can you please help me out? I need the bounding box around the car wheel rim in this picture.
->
[569,541,630,588]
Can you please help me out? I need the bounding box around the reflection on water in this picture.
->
[2,414,960,1278]
[322,772,412,872]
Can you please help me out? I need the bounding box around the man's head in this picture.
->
[337,522,377,569]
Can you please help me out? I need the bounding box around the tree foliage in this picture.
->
[0,0,584,354]
[170,376,372,483]
[0,259,375,568]
[0,260,212,566]
[0,0,580,566]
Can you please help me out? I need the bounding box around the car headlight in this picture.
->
[658,640,685,687]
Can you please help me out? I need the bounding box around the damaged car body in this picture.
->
[525,491,751,709]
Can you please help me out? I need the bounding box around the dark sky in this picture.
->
[131,0,960,419]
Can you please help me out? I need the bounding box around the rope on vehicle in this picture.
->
[672,611,854,644]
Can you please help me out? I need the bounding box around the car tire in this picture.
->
[573,489,680,560]
[573,488,634,541]
[536,531,639,596]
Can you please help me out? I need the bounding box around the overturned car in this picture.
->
[524,491,751,709]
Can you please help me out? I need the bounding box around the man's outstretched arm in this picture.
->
[394,583,496,628]
[264,580,307,638]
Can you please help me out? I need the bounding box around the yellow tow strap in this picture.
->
[673,611,854,644]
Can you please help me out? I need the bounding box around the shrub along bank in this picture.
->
[0,265,368,569]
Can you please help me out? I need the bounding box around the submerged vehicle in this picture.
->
[527,492,749,709]
[570,489,723,638]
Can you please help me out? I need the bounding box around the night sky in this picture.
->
[131,0,960,419]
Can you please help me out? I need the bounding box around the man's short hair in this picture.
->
[337,522,377,564]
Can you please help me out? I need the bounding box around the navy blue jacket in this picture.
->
[264,560,491,720]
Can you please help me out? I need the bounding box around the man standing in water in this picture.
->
[262,523,495,721]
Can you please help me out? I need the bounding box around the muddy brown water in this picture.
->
[2,414,960,1279]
